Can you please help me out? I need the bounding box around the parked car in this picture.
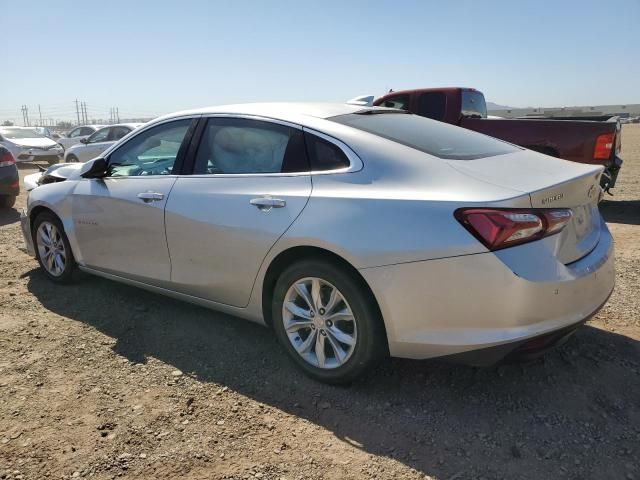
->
[34,127,63,141]
[0,145,19,208]
[57,125,105,151]
[371,88,623,191]
[21,103,614,383]
[64,123,143,163]
[0,127,64,165]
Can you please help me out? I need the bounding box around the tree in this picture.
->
[1,121,14,126]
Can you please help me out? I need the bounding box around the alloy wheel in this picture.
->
[282,277,357,369]
[36,221,67,277]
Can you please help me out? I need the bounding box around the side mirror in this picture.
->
[80,157,108,178]
[80,137,89,144]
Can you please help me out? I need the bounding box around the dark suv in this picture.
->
[0,145,19,208]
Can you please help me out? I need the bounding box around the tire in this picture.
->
[0,195,16,209]
[32,211,76,284]
[272,259,386,384]
[66,154,79,163]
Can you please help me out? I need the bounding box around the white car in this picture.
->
[57,125,105,150]
[64,123,143,163]
[0,127,64,165]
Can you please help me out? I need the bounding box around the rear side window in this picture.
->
[110,126,131,140]
[304,133,350,171]
[378,95,410,111]
[461,90,487,119]
[193,118,309,174]
[330,112,519,160]
[418,92,446,121]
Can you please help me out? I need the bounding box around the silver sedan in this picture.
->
[20,103,615,383]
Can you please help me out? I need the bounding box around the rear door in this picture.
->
[71,118,195,284]
[165,116,312,307]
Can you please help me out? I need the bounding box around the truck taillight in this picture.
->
[0,150,16,167]
[594,133,614,160]
[455,208,572,251]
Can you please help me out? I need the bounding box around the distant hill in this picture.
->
[486,101,515,111]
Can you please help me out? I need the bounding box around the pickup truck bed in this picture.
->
[373,87,623,190]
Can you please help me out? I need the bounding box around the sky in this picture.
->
[1,0,639,125]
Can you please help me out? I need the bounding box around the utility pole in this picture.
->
[21,105,30,126]
[116,107,120,123]
[75,99,81,125]
[81,101,88,124]
[38,104,43,126]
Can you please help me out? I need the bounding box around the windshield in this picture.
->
[0,128,44,139]
[461,90,487,118]
[330,112,519,160]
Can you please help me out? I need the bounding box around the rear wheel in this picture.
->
[272,259,385,384]
[0,195,16,208]
[66,154,79,163]
[33,211,76,283]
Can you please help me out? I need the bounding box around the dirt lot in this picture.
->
[0,126,638,480]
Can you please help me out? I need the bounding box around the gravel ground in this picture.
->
[0,126,638,480]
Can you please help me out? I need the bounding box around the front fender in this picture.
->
[26,180,83,263]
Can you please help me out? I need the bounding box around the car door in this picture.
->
[59,127,83,149]
[165,116,312,307]
[75,127,113,162]
[71,118,195,285]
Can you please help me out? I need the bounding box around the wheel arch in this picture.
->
[261,245,388,351]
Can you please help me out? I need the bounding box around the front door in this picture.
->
[165,116,312,307]
[70,118,194,285]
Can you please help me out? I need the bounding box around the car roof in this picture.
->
[158,103,400,125]
[95,123,143,131]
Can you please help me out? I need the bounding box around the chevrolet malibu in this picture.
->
[21,103,615,383]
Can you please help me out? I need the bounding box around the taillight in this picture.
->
[455,208,573,251]
[594,133,614,160]
[0,150,16,167]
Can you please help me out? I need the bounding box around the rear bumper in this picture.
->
[601,155,622,190]
[360,219,615,362]
[0,166,20,196]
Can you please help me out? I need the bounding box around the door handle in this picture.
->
[250,196,286,211]
[137,191,164,203]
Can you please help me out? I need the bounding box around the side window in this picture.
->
[110,126,131,141]
[87,128,111,143]
[107,119,191,177]
[193,118,308,174]
[304,133,350,171]
[380,95,410,111]
[418,92,447,121]
[80,127,95,136]
[68,128,82,138]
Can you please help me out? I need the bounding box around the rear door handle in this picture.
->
[137,191,164,203]
[250,196,286,210]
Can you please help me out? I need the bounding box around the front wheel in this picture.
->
[272,259,386,384]
[33,211,76,283]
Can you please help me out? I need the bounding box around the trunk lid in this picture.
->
[446,149,604,264]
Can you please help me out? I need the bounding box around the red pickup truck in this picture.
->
[371,88,623,191]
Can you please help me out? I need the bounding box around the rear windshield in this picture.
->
[330,112,519,160]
